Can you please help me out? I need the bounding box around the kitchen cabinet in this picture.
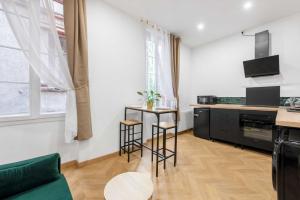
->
[210,108,240,144]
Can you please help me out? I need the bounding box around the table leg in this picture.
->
[156,114,160,177]
[127,125,130,162]
[163,129,166,170]
[133,125,135,152]
[124,107,127,120]
[119,123,122,156]
[174,111,178,167]
[141,111,144,157]
[123,125,126,154]
[141,123,143,157]
[151,125,154,162]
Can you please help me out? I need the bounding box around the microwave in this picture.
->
[197,96,217,105]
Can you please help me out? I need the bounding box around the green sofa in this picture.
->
[0,153,73,200]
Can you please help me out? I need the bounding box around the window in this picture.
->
[145,33,158,92]
[40,0,67,114]
[0,0,66,119]
[145,27,174,108]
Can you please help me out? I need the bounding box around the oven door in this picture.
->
[240,112,276,151]
[242,119,274,141]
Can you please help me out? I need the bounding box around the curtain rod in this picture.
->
[140,18,181,39]
[140,18,170,35]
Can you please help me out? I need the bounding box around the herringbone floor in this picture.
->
[63,131,276,200]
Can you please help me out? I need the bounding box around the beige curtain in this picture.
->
[170,34,181,120]
[64,0,93,140]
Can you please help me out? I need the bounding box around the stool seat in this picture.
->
[121,119,142,126]
[152,122,176,129]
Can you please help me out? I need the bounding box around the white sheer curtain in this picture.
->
[1,0,77,143]
[145,26,175,107]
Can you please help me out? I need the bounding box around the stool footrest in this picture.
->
[158,154,175,163]
[152,148,175,159]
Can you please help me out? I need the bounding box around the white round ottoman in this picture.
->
[104,172,153,200]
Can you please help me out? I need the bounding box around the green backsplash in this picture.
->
[216,97,298,106]
[216,97,246,105]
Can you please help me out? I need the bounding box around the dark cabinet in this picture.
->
[210,109,240,143]
[194,108,210,139]
[194,107,278,152]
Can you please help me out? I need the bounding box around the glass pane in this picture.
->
[0,47,29,82]
[0,11,20,48]
[53,1,63,15]
[40,54,67,114]
[147,58,155,74]
[0,83,29,115]
[40,86,66,113]
[148,74,156,91]
[146,40,155,58]
[40,27,50,54]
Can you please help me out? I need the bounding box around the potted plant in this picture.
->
[137,90,161,110]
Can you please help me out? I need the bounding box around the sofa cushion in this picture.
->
[0,154,61,199]
[5,175,72,200]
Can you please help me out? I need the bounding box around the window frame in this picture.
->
[0,1,66,125]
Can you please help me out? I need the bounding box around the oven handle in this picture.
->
[240,119,274,124]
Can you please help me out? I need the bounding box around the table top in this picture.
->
[104,172,153,200]
[126,105,177,114]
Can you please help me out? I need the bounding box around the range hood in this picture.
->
[243,30,280,78]
[255,30,270,59]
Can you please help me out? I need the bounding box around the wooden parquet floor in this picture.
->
[63,131,277,200]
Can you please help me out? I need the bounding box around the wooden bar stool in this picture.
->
[152,122,177,176]
[119,119,143,162]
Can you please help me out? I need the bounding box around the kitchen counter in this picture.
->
[276,108,300,129]
[191,104,300,129]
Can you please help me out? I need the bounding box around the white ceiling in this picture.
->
[102,0,300,47]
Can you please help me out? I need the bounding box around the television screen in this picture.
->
[243,55,279,78]
[246,86,280,106]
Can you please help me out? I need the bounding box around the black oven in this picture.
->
[240,110,277,151]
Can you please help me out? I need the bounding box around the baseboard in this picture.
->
[61,129,192,169]
[61,160,77,170]
[77,152,119,168]
[61,152,119,169]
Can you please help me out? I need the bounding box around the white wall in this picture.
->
[0,0,192,165]
[0,120,78,165]
[0,0,145,164]
[178,45,193,131]
[190,13,300,102]
[77,0,146,162]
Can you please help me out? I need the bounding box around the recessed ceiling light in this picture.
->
[243,1,253,10]
[197,23,205,31]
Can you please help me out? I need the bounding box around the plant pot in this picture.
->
[147,101,154,110]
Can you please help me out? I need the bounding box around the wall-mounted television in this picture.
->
[243,55,279,78]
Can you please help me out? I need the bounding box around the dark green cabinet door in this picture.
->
[210,109,240,143]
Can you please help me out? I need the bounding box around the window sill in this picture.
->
[0,113,65,127]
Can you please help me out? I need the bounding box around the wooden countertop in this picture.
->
[190,104,300,128]
[190,104,278,112]
[276,108,300,128]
